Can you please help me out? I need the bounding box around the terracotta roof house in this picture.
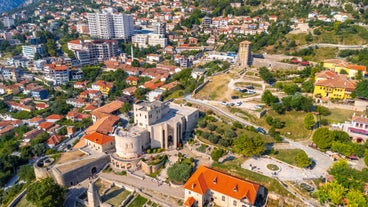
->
[47,134,64,148]
[46,114,64,123]
[28,117,45,126]
[122,86,137,96]
[91,100,123,121]
[183,166,266,207]
[86,115,120,135]
[126,76,139,86]
[38,122,55,131]
[83,132,115,153]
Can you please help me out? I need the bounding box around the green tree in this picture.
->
[18,165,35,182]
[26,178,66,207]
[211,148,225,162]
[365,150,368,166]
[262,90,279,106]
[283,83,300,95]
[316,181,346,205]
[167,163,192,183]
[312,128,333,149]
[234,134,265,157]
[340,69,348,74]
[356,70,363,80]
[259,67,276,84]
[34,52,41,60]
[316,106,331,116]
[301,80,314,93]
[120,102,132,114]
[304,113,315,130]
[353,80,368,99]
[132,59,140,67]
[295,151,312,168]
[345,189,367,207]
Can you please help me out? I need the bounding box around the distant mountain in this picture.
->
[0,0,26,13]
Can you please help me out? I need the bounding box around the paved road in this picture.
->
[301,43,367,50]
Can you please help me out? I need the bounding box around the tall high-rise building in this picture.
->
[154,22,166,36]
[238,41,252,67]
[87,9,134,40]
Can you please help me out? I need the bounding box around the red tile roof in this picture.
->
[86,115,120,135]
[83,132,114,145]
[47,135,64,145]
[184,166,260,205]
[91,100,123,119]
[46,114,64,120]
[39,122,55,130]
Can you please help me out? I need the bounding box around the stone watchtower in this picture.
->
[238,41,252,67]
[87,181,101,207]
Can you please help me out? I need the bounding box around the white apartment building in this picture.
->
[68,39,119,66]
[43,64,70,85]
[132,33,167,48]
[87,9,134,40]
[3,16,14,27]
[22,45,45,59]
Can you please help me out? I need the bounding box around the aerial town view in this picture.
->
[0,0,368,206]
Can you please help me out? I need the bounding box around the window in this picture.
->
[233,200,237,206]
[222,196,225,201]
[188,191,191,194]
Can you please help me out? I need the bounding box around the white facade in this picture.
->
[88,10,134,39]
[22,45,45,59]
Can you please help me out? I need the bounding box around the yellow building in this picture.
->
[91,80,114,95]
[323,59,366,78]
[313,70,356,100]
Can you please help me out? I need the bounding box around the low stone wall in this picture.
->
[141,159,165,175]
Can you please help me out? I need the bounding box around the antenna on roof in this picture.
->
[131,45,134,63]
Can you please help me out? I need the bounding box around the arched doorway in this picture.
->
[91,167,97,175]
[168,135,173,147]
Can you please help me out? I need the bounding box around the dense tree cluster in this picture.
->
[27,178,66,207]
[316,160,368,206]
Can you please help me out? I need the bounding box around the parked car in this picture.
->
[246,85,254,90]
[257,127,267,135]
[231,96,239,99]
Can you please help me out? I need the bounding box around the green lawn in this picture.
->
[101,187,131,206]
[211,159,293,198]
[127,195,148,207]
[325,108,354,123]
[254,110,311,140]
[270,149,306,167]
[15,195,36,207]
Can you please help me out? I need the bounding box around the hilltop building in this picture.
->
[110,100,199,171]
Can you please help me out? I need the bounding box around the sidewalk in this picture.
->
[99,172,184,199]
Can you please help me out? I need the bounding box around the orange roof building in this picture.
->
[83,132,115,152]
[183,166,266,207]
[313,71,356,100]
[47,135,64,148]
[91,100,123,121]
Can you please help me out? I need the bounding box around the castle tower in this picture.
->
[87,181,101,207]
[238,41,252,67]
